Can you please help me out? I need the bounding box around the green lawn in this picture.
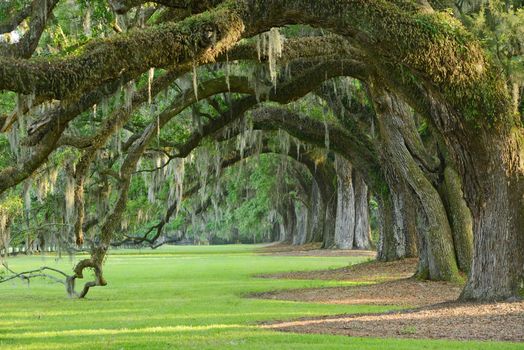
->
[0,245,521,349]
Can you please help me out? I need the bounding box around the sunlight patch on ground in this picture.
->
[5,324,253,339]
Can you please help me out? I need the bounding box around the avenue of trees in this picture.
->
[0,0,523,301]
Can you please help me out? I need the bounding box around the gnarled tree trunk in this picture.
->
[458,131,524,300]
[372,86,460,281]
[440,166,474,273]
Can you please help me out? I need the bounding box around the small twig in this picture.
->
[133,151,179,174]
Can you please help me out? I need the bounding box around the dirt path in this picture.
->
[252,278,463,307]
[253,255,524,342]
[262,301,524,342]
[253,258,463,307]
[258,258,418,282]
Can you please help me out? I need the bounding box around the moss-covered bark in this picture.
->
[0,1,245,100]
[372,86,460,281]
[441,166,474,273]
[0,0,59,58]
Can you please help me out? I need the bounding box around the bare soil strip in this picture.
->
[251,278,463,307]
[261,301,524,342]
[253,252,524,342]
[257,258,418,283]
[253,258,460,307]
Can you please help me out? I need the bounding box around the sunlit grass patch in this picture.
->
[0,245,520,349]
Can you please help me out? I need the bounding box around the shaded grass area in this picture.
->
[0,245,521,349]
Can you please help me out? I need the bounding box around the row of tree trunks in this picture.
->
[356,83,476,285]
[317,76,475,282]
[203,89,475,284]
[318,81,458,272]
[269,152,372,250]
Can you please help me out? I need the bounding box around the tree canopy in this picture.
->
[0,0,522,301]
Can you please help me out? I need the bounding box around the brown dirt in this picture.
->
[253,258,461,307]
[258,258,418,283]
[262,301,524,342]
[256,243,376,257]
[253,257,524,342]
[251,278,462,307]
